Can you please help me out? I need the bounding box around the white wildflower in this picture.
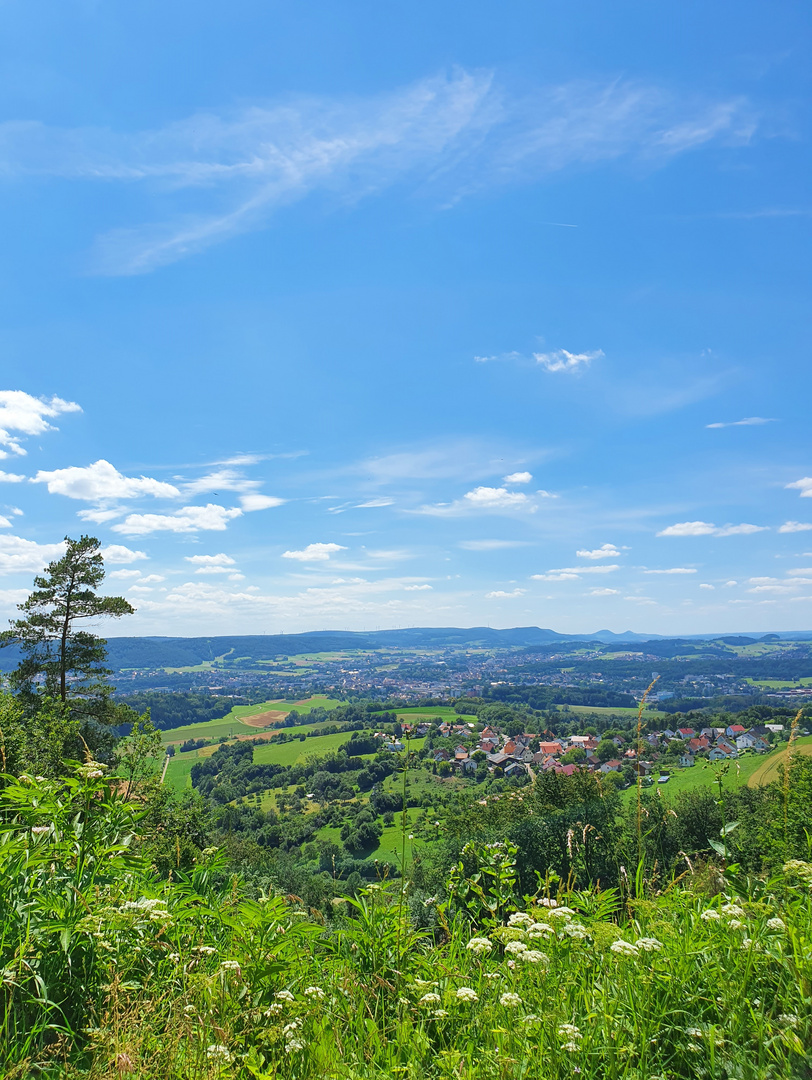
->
[610,940,639,957]
[508,912,534,928]
[634,937,663,952]
[741,938,753,950]
[561,1041,580,1052]
[701,909,721,921]
[527,922,554,937]
[520,950,548,965]
[304,986,325,999]
[31,826,49,836]
[779,1013,799,1028]
[283,1020,302,1034]
[562,922,589,937]
[728,919,744,931]
[783,859,812,881]
[206,1045,232,1063]
[455,987,478,1002]
[522,1014,540,1024]
[419,993,441,1004]
[285,1038,304,1053]
[549,907,575,919]
[500,992,522,1007]
[767,917,785,930]
[721,903,744,917]
[483,971,501,979]
[466,937,492,955]
[169,953,180,963]
[432,1009,449,1018]
[220,960,241,972]
[687,1028,703,1038]
[538,898,558,908]
[183,1005,196,1014]
[263,1004,283,1016]
[504,940,528,955]
[558,1024,582,1039]
[275,990,295,1001]
[192,944,216,955]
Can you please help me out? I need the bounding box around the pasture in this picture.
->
[747,734,812,786]
[159,695,342,744]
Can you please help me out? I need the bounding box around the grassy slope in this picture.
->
[747,735,812,786]
[159,695,342,744]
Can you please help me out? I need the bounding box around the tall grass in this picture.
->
[2,766,810,1078]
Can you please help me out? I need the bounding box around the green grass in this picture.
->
[746,676,812,688]
[618,749,779,803]
[159,695,343,744]
[253,731,357,767]
[556,703,665,718]
[748,735,812,786]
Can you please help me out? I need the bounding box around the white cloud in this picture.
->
[404,584,432,591]
[786,477,812,498]
[589,587,620,596]
[282,542,346,562]
[465,486,529,508]
[33,459,179,501]
[624,596,657,604]
[486,588,526,598]
[78,507,126,523]
[240,493,285,512]
[706,417,776,429]
[111,503,242,535]
[355,498,395,508]
[502,471,532,484]
[0,470,25,482]
[531,571,581,582]
[185,553,236,567]
[788,567,812,576]
[533,565,620,580]
[101,544,148,564]
[0,516,11,528]
[228,572,245,581]
[779,521,812,533]
[576,544,620,560]
[109,569,142,580]
[724,580,738,587]
[459,539,528,551]
[0,391,81,458]
[0,75,754,275]
[642,567,697,575]
[413,484,539,516]
[699,583,715,590]
[533,348,603,373]
[183,469,252,495]
[138,574,165,584]
[0,534,65,573]
[657,521,767,537]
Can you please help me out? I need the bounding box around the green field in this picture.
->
[556,704,665,718]
[618,745,794,803]
[746,676,812,688]
[748,735,812,786]
[159,695,342,744]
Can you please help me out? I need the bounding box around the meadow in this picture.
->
[159,696,342,744]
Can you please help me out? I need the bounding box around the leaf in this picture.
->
[720,821,740,837]
[708,840,726,856]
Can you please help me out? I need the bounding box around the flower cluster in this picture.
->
[610,939,639,957]
[466,937,492,955]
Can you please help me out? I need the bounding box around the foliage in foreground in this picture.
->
[1,768,811,1079]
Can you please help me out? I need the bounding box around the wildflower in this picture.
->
[283,1021,302,1034]
[455,987,479,1002]
[466,937,492,954]
[508,912,534,928]
[721,903,744,917]
[767,917,785,930]
[634,937,663,952]
[504,940,528,956]
[561,1042,580,1053]
[741,938,753,950]
[206,1045,232,1063]
[687,1028,703,1037]
[523,1014,540,1024]
[304,986,325,999]
[500,992,522,1007]
[782,859,812,881]
[700,910,720,921]
[483,972,501,979]
[433,1009,449,1018]
[220,960,241,973]
[538,898,558,908]
[419,992,441,1004]
[31,826,49,835]
[201,846,219,857]
[610,940,639,957]
[779,1014,799,1028]
[549,907,575,919]
[528,922,554,937]
[263,1004,283,1016]
[521,949,548,965]
[183,1005,196,1014]
[728,919,744,930]
[558,1023,582,1039]
[285,1038,304,1053]
[275,990,295,1001]
[507,959,516,969]
[562,922,589,938]
[169,953,180,963]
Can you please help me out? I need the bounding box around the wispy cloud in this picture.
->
[706,416,777,429]
[534,348,603,374]
[532,564,620,581]
[486,588,526,598]
[642,567,697,574]
[779,521,812,533]
[0,73,757,274]
[282,542,346,562]
[657,521,767,537]
[459,539,529,551]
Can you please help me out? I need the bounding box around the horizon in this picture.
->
[1,1,811,637]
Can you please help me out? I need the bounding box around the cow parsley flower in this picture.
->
[561,1041,580,1053]
[701,910,720,921]
[283,1020,302,1035]
[263,1004,283,1016]
[433,1009,449,1018]
[455,987,478,1002]
[527,922,554,938]
[192,944,216,955]
[500,992,522,1007]
[686,1028,703,1038]
[562,922,589,938]
[538,898,558,908]
[304,986,325,999]
[558,1024,582,1039]
[520,950,548,964]
[634,937,663,952]
[220,960,241,972]
[610,940,639,957]
[419,993,441,1004]
[779,1013,799,1028]
[31,826,49,836]
[466,937,492,955]
[504,940,528,955]
[721,903,744,917]
[728,919,744,931]
[508,912,534,928]
[206,1045,232,1063]
[549,907,575,919]
[767,917,785,930]
[483,972,501,979]
[275,990,295,1001]
[285,1038,304,1053]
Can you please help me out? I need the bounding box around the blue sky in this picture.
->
[1,0,811,636]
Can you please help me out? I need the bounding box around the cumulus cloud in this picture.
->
[486,588,526,598]
[699,583,715,590]
[185,553,235,567]
[577,544,620,560]
[588,587,620,596]
[33,459,179,501]
[534,348,603,374]
[502,471,532,484]
[108,568,142,580]
[101,544,148,564]
[0,534,66,573]
[642,567,697,574]
[779,521,812,533]
[0,391,81,458]
[786,477,812,498]
[705,417,777,429]
[239,493,285,511]
[657,521,767,537]
[413,484,540,516]
[0,470,25,483]
[282,542,346,562]
[404,583,432,591]
[111,504,242,535]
